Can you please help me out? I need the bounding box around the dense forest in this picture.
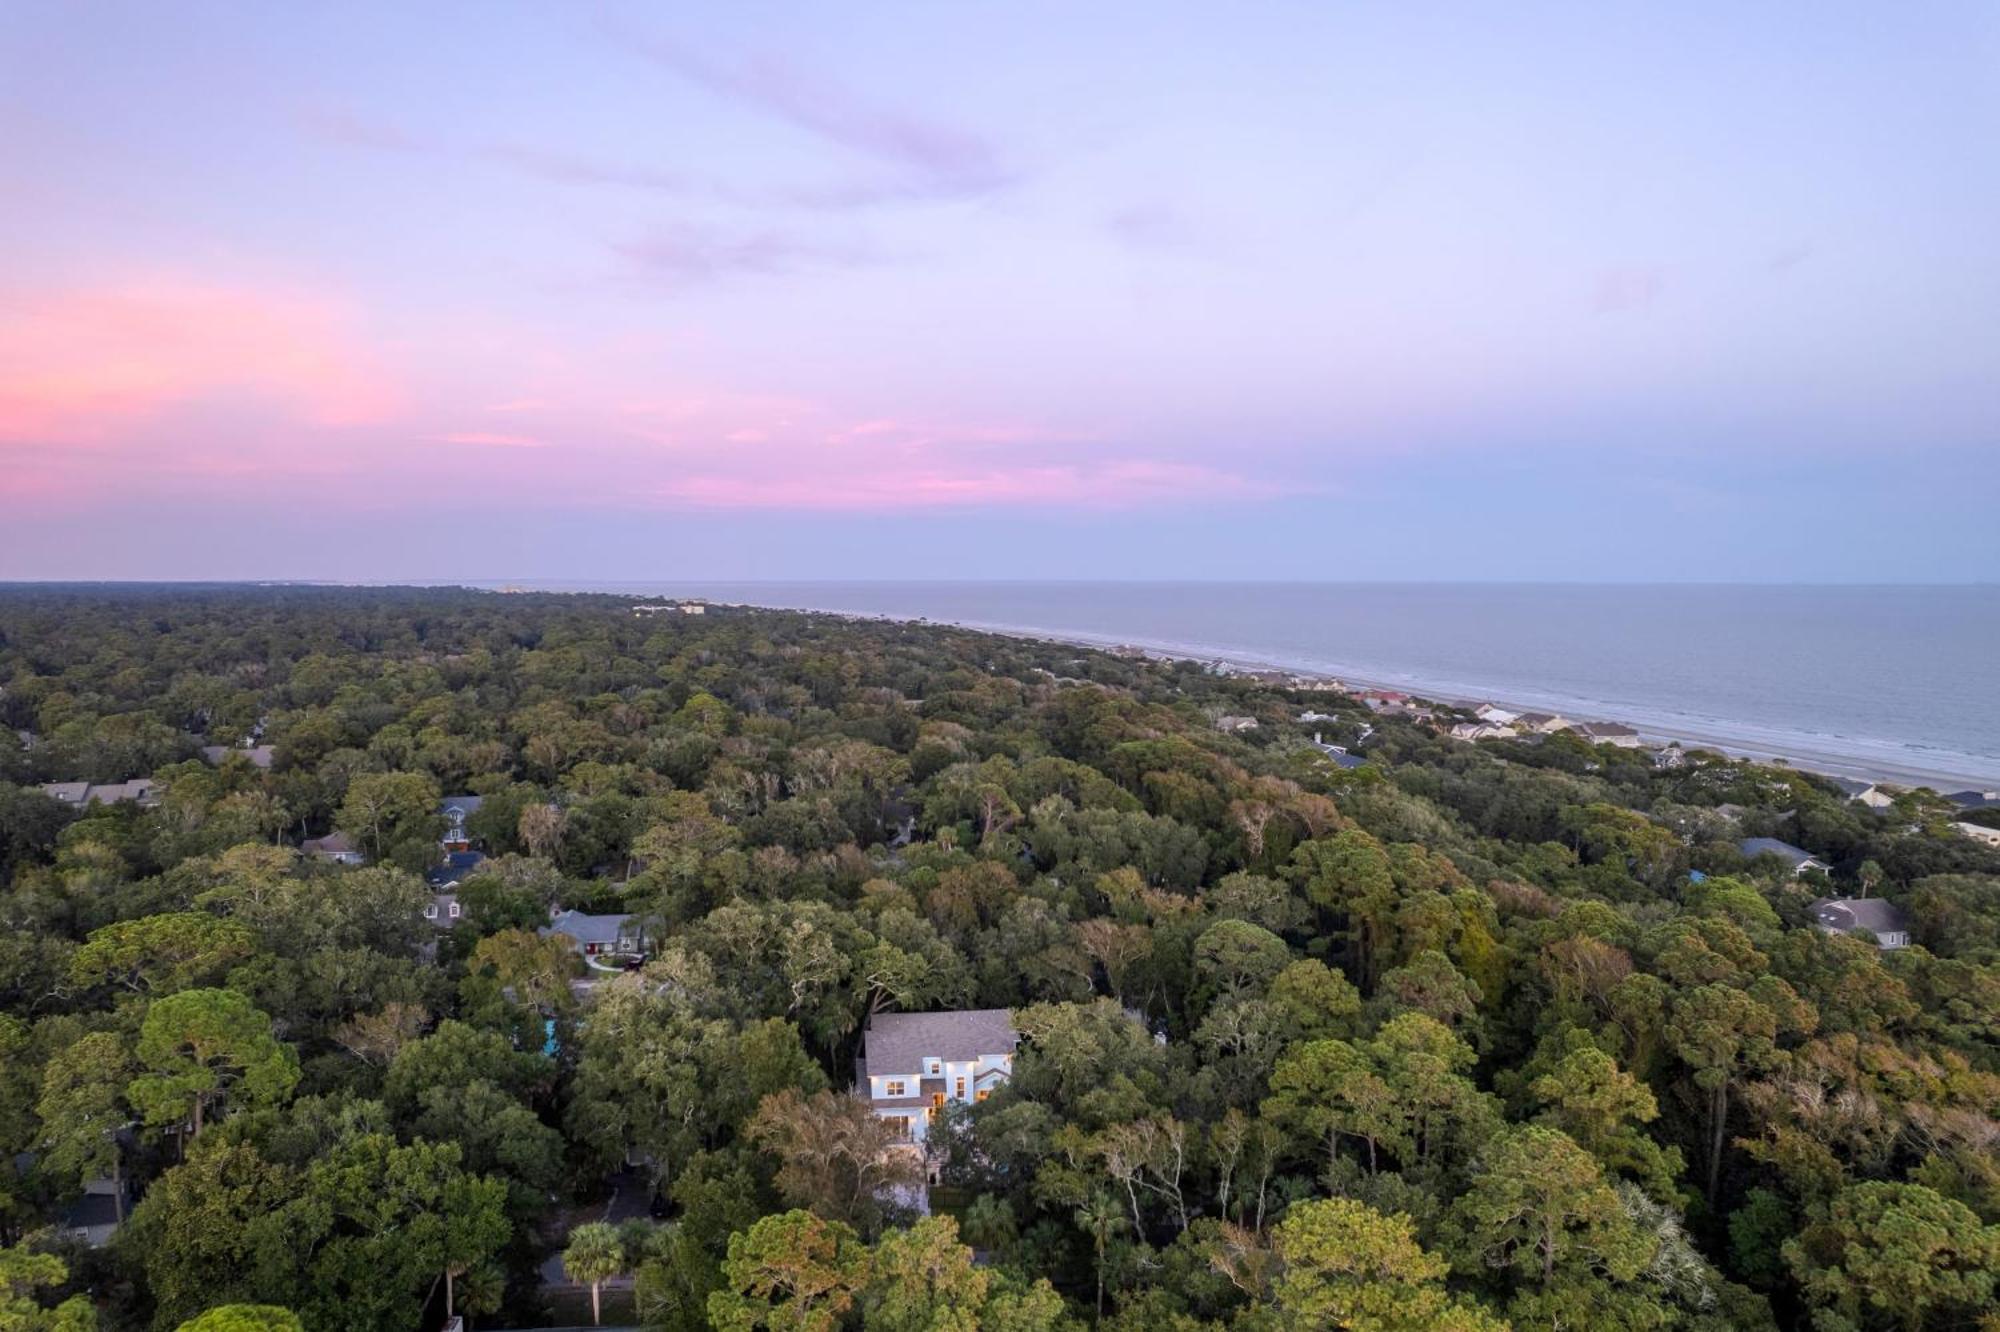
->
[1,585,1996,1332]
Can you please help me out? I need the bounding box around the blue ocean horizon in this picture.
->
[490,581,2000,788]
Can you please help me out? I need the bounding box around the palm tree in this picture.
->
[562,1221,626,1327]
[1075,1194,1128,1319]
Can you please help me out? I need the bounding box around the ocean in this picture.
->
[506,581,2000,788]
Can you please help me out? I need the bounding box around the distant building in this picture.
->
[1854,785,1897,810]
[1469,703,1519,724]
[1298,710,1339,723]
[1215,715,1259,733]
[1450,721,1516,741]
[1573,722,1643,749]
[1740,837,1830,875]
[1808,897,1912,949]
[424,892,463,927]
[1653,743,1689,770]
[301,831,365,865]
[40,779,158,808]
[439,795,484,851]
[1310,733,1367,769]
[201,744,274,769]
[541,908,646,958]
[1514,712,1572,734]
[1944,789,2000,812]
[857,1009,1018,1145]
[632,602,707,616]
[1954,821,2000,848]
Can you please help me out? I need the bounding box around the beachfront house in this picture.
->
[1515,712,1572,734]
[857,1009,1018,1145]
[1572,722,1643,748]
[1450,721,1516,742]
[1808,897,1912,950]
[1470,703,1519,724]
[439,795,483,851]
[1740,837,1831,875]
[1945,790,2000,812]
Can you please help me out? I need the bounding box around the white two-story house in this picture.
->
[857,1009,1017,1145]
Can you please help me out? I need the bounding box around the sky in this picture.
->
[2,2,1997,582]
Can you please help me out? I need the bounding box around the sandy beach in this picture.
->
[805,608,1999,793]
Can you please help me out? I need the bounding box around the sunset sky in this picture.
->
[3,2,1997,581]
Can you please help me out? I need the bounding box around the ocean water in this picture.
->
[518,582,2000,786]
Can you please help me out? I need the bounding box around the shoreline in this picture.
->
[746,602,1998,793]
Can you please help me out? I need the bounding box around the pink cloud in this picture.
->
[436,431,547,448]
[654,457,1269,512]
[0,279,396,444]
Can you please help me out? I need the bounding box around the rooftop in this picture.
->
[1740,837,1823,868]
[862,1009,1018,1076]
[1809,896,1911,938]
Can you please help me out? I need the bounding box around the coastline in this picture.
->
[753,602,1998,793]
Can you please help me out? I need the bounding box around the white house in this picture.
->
[439,795,484,851]
[857,1009,1018,1145]
[1470,703,1519,724]
[1808,897,1912,950]
[1954,821,2000,848]
[1450,721,1517,741]
[1573,722,1644,748]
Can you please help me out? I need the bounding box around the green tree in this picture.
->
[709,1210,870,1332]
[173,1308,303,1332]
[35,1032,133,1212]
[129,989,299,1139]
[0,1243,94,1331]
[1783,1182,2000,1332]
[1271,1198,1506,1332]
[863,1215,988,1332]
[563,1221,627,1327]
[336,771,440,864]
[69,912,257,994]
[1444,1125,1654,1288]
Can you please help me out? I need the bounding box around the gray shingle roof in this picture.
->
[862,1009,1017,1076]
[1740,837,1823,868]
[1809,897,1911,937]
[541,909,635,948]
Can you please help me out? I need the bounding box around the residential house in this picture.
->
[1357,690,1410,711]
[1944,790,2000,812]
[201,744,274,769]
[1215,715,1259,734]
[424,892,463,927]
[1469,703,1519,724]
[439,795,484,851]
[40,779,158,807]
[857,1009,1018,1146]
[58,1176,130,1248]
[301,831,365,865]
[1573,722,1643,748]
[1854,785,1897,811]
[1515,713,1572,734]
[1298,710,1339,723]
[541,908,647,958]
[1954,821,2000,848]
[1310,733,1367,770]
[1740,837,1831,875]
[1449,721,1517,742]
[1653,743,1689,771]
[1807,897,1912,950]
[426,850,486,890]
[39,782,90,806]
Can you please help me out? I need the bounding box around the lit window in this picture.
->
[955,1077,966,1099]
[884,1080,906,1098]
[975,1089,991,1103]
